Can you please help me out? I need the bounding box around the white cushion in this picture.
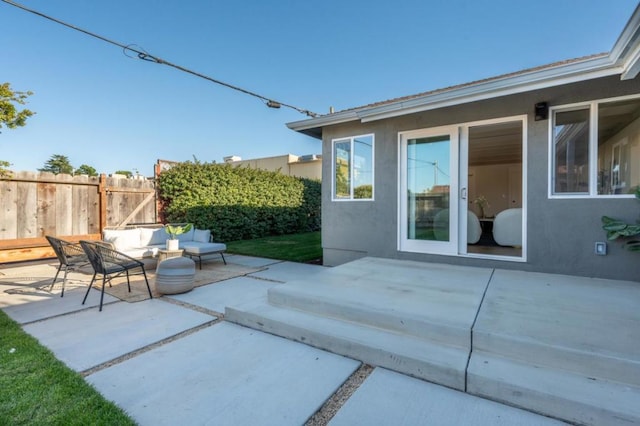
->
[193,229,210,243]
[140,227,168,246]
[124,246,160,258]
[176,226,195,242]
[182,242,226,254]
[103,229,142,251]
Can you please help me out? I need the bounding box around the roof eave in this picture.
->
[286,4,640,135]
[286,110,359,139]
[358,56,619,123]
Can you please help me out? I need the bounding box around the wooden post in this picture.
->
[155,162,164,224]
[99,174,107,232]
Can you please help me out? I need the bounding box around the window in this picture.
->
[552,108,590,194]
[551,96,640,197]
[332,134,374,200]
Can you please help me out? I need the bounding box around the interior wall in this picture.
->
[468,163,522,217]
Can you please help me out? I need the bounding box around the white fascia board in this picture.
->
[621,41,640,80]
[286,110,359,132]
[288,57,620,131]
[358,57,620,123]
[610,4,640,61]
[613,4,640,80]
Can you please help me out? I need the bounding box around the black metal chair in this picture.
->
[79,240,152,311]
[46,235,89,297]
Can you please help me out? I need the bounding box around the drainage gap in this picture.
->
[305,364,374,426]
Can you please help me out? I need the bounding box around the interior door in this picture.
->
[399,126,459,255]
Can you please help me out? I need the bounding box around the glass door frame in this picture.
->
[398,115,527,261]
[398,125,460,255]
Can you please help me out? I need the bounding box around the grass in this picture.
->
[0,309,136,426]
[226,231,322,263]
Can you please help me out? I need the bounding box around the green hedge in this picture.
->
[157,162,321,241]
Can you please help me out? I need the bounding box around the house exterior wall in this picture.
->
[228,154,322,180]
[321,75,640,281]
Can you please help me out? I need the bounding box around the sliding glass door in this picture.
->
[399,127,459,254]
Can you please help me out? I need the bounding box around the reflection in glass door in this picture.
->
[400,127,458,254]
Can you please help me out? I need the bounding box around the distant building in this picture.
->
[223,154,322,180]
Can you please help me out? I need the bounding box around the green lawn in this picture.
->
[0,309,136,425]
[226,231,322,263]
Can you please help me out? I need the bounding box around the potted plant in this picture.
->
[473,195,490,218]
[601,187,640,252]
[164,223,192,251]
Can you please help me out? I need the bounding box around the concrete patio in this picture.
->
[1,255,637,425]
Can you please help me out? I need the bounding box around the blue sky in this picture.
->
[2,1,638,176]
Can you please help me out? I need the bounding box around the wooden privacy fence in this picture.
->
[0,171,156,263]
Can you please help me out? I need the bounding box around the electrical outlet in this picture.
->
[595,242,607,255]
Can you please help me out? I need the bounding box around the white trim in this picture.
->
[398,125,459,255]
[460,115,527,262]
[287,110,359,134]
[589,103,599,195]
[620,41,640,80]
[548,102,593,197]
[521,115,529,262]
[610,4,640,62]
[331,134,375,202]
[358,60,617,124]
[458,126,469,256]
[548,94,640,199]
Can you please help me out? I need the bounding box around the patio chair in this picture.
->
[46,235,89,297]
[79,240,152,312]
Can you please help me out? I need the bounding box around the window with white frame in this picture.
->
[333,134,374,200]
[551,96,640,197]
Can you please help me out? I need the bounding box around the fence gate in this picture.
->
[0,172,156,263]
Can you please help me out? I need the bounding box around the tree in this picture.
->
[1,83,35,177]
[0,160,11,178]
[115,170,132,178]
[75,164,98,176]
[39,154,73,175]
[0,82,34,132]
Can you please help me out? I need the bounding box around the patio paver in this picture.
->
[86,322,360,426]
[248,260,329,282]
[167,276,279,313]
[329,368,567,425]
[23,299,214,372]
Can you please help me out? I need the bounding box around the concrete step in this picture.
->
[467,352,640,426]
[474,269,640,387]
[267,281,471,349]
[266,257,492,350]
[472,330,640,389]
[225,299,470,391]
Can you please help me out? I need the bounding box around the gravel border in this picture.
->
[305,364,374,425]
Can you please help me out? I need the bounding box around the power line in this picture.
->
[1,0,319,118]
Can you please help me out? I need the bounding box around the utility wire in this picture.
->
[1,0,319,117]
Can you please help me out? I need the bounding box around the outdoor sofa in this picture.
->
[102,224,226,267]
